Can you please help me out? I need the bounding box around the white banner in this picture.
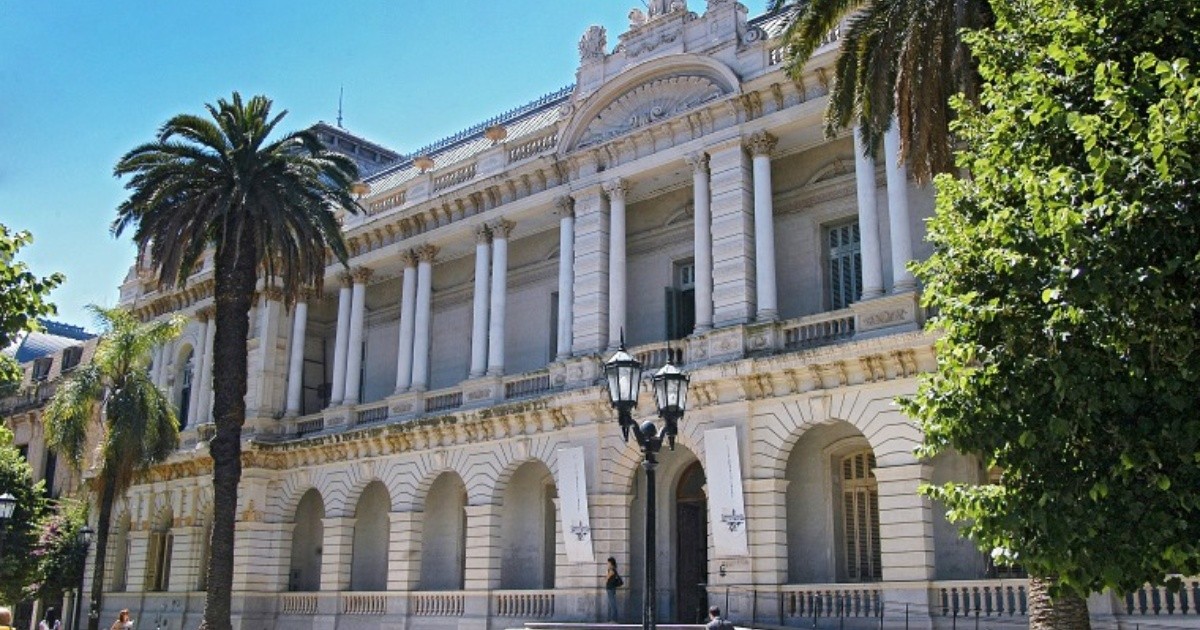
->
[557,446,595,563]
[704,427,750,557]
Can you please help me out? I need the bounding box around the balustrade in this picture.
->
[411,592,465,617]
[355,402,389,425]
[629,340,684,372]
[295,415,325,436]
[934,580,1028,617]
[782,309,857,350]
[432,163,477,192]
[279,593,319,615]
[341,593,387,615]
[504,371,553,400]
[780,584,882,620]
[1124,579,1200,616]
[425,390,464,413]
[494,590,554,618]
[508,132,557,162]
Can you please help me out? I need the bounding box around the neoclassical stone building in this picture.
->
[94,2,1195,630]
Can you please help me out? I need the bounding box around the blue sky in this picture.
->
[0,0,768,329]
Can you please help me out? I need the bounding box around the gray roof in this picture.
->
[3,319,95,363]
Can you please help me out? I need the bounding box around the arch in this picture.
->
[407,449,474,512]
[805,157,854,187]
[602,416,707,495]
[419,471,467,590]
[174,344,195,427]
[109,510,133,592]
[499,460,557,589]
[479,437,562,507]
[559,54,741,154]
[350,481,391,591]
[288,488,325,591]
[145,503,175,592]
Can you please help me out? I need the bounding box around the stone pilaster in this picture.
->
[167,524,205,592]
[570,186,610,354]
[744,478,788,585]
[320,516,358,591]
[232,521,293,592]
[463,504,503,590]
[329,273,353,407]
[873,463,935,582]
[708,138,756,326]
[126,530,152,592]
[387,511,423,591]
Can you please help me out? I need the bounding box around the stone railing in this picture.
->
[629,340,684,372]
[279,592,319,615]
[340,593,387,615]
[295,414,326,437]
[1123,578,1200,617]
[0,380,57,415]
[368,189,407,215]
[494,590,555,618]
[779,584,883,620]
[933,579,1028,617]
[425,389,464,414]
[432,163,477,192]
[782,308,857,350]
[504,370,553,400]
[508,131,557,163]
[355,402,389,425]
[411,591,465,616]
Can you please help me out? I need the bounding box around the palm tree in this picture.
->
[111,92,360,630]
[43,306,183,630]
[768,0,993,183]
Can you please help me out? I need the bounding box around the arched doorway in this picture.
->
[289,489,324,591]
[499,461,557,589]
[351,481,391,591]
[420,472,467,590]
[675,461,708,623]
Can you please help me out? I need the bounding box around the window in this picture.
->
[840,449,881,582]
[666,261,696,340]
[549,291,559,361]
[43,451,57,498]
[62,346,83,372]
[177,352,194,429]
[145,531,173,591]
[828,222,863,310]
[32,357,53,381]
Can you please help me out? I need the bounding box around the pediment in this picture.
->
[574,74,728,150]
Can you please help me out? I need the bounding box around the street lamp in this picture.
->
[603,333,690,630]
[73,526,95,630]
[0,492,16,560]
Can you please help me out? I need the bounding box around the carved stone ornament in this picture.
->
[579,25,607,62]
[576,75,727,149]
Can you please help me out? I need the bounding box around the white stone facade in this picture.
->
[99,3,1194,630]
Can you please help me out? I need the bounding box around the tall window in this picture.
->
[666,261,696,340]
[145,530,173,591]
[43,451,57,498]
[828,222,863,310]
[549,291,559,361]
[840,449,881,581]
[177,351,194,429]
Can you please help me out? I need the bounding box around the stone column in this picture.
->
[687,152,714,333]
[605,179,628,348]
[388,511,424,591]
[744,478,789,585]
[853,126,885,300]
[884,122,916,291]
[284,295,309,417]
[708,138,756,326]
[463,503,503,590]
[394,251,418,394]
[571,186,609,354]
[187,314,208,427]
[197,308,216,421]
[748,131,779,322]
[343,267,372,405]
[320,516,358,591]
[410,244,438,392]
[556,196,576,360]
[329,273,353,407]
[487,219,513,376]
[469,226,492,377]
[250,288,285,418]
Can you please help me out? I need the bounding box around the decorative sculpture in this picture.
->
[578,25,607,61]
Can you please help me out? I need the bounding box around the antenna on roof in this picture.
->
[337,85,345,128]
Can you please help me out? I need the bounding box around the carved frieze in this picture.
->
[576,75,727,149]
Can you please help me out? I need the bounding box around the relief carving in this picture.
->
[579,25,607,62]
[576,75,727,149]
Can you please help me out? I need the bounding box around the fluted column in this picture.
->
[469,226,492,377]
[487,220,513,376]
[854,126,885,300]
[394,251,418,394]
[328,273,353,407]
[748,131,779,321]
[284,295,309,417]
[343,267,372,405]
[187,313,208,427]
[605,179,628,348]
[884,122,916,291]
[555,196,575,359]
[197,306,216,420]
[687,153,714,333]
[410,245,438,392]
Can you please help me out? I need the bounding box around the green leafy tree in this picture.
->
[29,499,89,603]
[767,0,992,183]
[0,224,64,385]
[44,306,183,630]
[112,92,360,630]
[906,0,1200,627]
[0,425,48,605]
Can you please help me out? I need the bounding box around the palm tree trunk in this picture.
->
[86,477,117,630]
[1029,575,1091,630]
[200,226,258,630]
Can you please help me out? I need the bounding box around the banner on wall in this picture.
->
[704,426,750,557]
[557,446,595,563]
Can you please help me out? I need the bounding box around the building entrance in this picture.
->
[675,461,708,623]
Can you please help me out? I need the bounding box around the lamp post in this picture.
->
[73,525,95,630]
[0,492,17,560]
[603,334,689,630]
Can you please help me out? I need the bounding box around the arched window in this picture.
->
[838,449,881,581]
[177,350,194,429]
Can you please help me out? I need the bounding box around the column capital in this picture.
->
[337,271,354,288]
[603,178,629,201]
[416,243,440,263]
[746,130,778,156]
[196,305,215,322]
[350,266,374,284]
[555,195,575,218]
[475,224,492,244]
[262,286,285,303]
[399,249,418,268]
[490,218,515,239]
[684,151,710,173]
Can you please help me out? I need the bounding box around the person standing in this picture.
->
[604,556,623,622]
[706,605,735,630]
[110,609,134,630]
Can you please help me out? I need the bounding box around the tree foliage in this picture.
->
[30,499,89,602]
[0,426,48,604]
[907,0,1200,598]
[112,92,360,630]
[0,224,64,385]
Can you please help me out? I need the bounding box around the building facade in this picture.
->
[94,2,1194,629]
